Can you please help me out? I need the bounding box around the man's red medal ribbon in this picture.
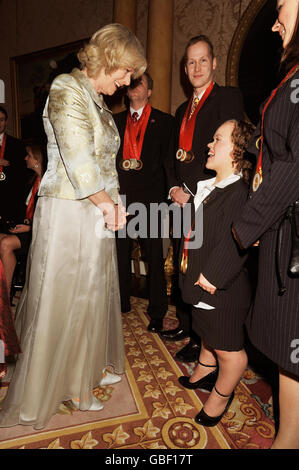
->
[123,102,151,161]
[179,81,214,152]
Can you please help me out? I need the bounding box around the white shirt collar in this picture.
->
[197,173,241,190]
[130,106,144,120]
[193,81,214,101]
[194,173,241,209]
[0,132,4,145]
[193,89,205,101]
[214,172,242,188]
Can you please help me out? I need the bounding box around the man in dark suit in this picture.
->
[161,35,244,361]
[0,106,28,229]
[114,72,174,332]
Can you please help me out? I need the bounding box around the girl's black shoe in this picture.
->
[178,361,218,391]
[195,388,235,427]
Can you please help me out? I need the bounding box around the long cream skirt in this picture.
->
[0,196,125,429]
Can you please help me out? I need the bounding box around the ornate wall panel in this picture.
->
[14,0,113,55]
[1,0,266,132]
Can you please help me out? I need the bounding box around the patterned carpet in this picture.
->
[0,297,275,449]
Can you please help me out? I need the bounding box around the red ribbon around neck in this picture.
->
[123,103,151,161]
[179,81,214,152]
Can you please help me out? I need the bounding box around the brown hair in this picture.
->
[281,9,299,72]
[78,23,146,79]
[183,35,214,65]
[26,143,47,176]
[228,120,255,184]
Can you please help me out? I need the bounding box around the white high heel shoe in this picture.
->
[71,396,104,411]
[100,370,122,386]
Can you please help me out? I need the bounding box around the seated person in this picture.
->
[178,120,254,427]
[0,143,45,297]
[0,106,29,230]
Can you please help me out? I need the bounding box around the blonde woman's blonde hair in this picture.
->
[78,23,147,79]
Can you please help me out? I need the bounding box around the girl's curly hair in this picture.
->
[229,119,255,184]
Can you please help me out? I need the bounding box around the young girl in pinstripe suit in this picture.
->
[179,119,254,427]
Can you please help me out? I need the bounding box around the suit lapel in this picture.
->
[201,180,241,208]
[194,83,219,125]
[142,108,156,151]
[191,184,236,236]
[71,68,112,112]
[3,134,12,161]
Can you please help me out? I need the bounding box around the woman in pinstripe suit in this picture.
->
[179,119,254,427]
[233,0,299,448]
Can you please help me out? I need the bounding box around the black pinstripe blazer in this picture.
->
[233,69,299,374]
[165,84,244,195]
[179,179,252,311]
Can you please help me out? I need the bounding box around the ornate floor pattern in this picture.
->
[0,297,275,449]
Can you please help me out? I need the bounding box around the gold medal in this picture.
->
[252,172,262,192]
[185,151,194,163]
[120,160,131,171]
[176,148,185,161]
[176,148,194,163]
[135,160,143,171]
[0,171,6,181]
[130,158,138,169]
[120,159,143,171]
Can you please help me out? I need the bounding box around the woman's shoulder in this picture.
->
[216,178,248,194]
[49,71,85,104]
[216,179,248,207]
[51,72,78,88]
[278,68,299,108]
[212,180,249,221]
[227,179,249,206]
[229,178,249,194]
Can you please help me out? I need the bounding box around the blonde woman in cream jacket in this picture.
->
[0,24,146,430]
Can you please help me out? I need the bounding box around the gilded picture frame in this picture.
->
[10,38,88,142]
[226,0,282,124]
[226,0,269,87]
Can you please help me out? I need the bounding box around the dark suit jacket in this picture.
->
[233,69,299,375]
[180,179,251,311]
[0,134,29,222]
[165,84,244,195]
[114,107,174,208]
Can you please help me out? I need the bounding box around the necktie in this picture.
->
[132,112,139,124]
[189,96,199,120]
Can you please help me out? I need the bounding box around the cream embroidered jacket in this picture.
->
[39,68,120,203]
